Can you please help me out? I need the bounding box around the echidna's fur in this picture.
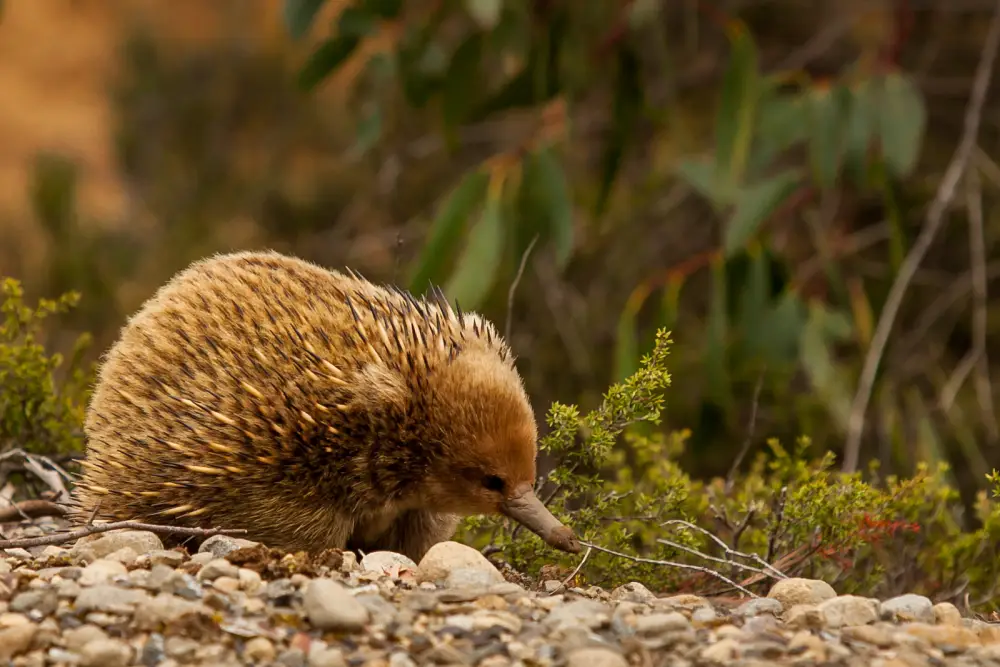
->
[72,250,578,561]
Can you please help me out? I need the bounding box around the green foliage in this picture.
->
[0,279,93,455]
[460,328,1000,610]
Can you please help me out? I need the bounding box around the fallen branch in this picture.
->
[0,521,248,550]
[0,500,67,524]
[842,0,1000,473]
[658,518,787,582]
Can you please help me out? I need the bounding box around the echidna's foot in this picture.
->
[346,509,460,563]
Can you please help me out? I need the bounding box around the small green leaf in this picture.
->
[676,158,730,210]
[529,148,575,269]
[464,0,502,30]
[806,84,850,191]
[844,79,877,185]
[750,82,808,173]
[876,71,926,178]
[298,35,361,90]
[284,0,325,40]
[445,188,506,309]
[724,169,802,256]
[738,247,769,359]
[408,169,490,293]
[715,24,760,186]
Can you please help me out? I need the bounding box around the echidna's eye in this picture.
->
[482,475,505,492]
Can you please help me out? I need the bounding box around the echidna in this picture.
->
[71,250,580,561]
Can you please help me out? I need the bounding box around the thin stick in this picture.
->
[965,163,998,441]
[842,0,1000,473]
[0,500,66,523]
[547,546,592,596]
[505,235,539,343]
[581,541,757,598]
[660,519,787,580]
[0,521,248,550]
[725,370,765,493]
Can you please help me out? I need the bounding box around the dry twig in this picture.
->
[842,0,1000,472]
[659,519,788,580]
[0,500,66,524]
[0,521,248,550]
[581,541,758,598]
[546,545,592,596]
[505,235,539,344]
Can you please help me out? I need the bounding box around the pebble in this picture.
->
[198,535,260,558]
[818,594,881,628]
[79,638,132,667]
[303,579,370,631]
[767,577,837,609]
[882,593,936,623]
[0,516,987,667]
[564,646,629,667]
[415,541,504,585]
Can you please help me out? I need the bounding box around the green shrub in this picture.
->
[0,277,93,455]
[460,327,1000,612]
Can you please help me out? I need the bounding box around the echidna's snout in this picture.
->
[500,483,582,554]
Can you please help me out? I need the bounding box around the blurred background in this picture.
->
[2,0,999,511]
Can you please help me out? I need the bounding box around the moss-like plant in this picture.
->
[0,278,93,455]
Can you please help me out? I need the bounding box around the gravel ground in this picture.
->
[0,517,997,667]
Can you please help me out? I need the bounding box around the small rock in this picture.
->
[610,582,655,604]
[277,648,306,667]
[38,546,68,560]
[564,647,628,667]
[545,600,611,631]
[63,625,108,652]
[818,595,880,628]
[238,568,263,594]
[164,636,200,661]
[634,611,691,636]
[0,623,36,661]
[74,585,148,614]
[933,602,963,626]
[212,576,240,593]
[340,553,358,574]
[788,630,827,662]
[74,531,163,558]
[243,637,276,664]
[80,638,132,667]
[842,623,897,648]
[415,542,504,585]
[79,559,128,586]
[692,606,719,625]
[147,551,186,568]
[197,558,239,581]
[767,578,837,610]
[700,638,740,664]
[134,593,211,629]
[542,579,562,593]
[882,594,935,623]
[140,633,165,666]
[302,579,369,631]
[198,535,260,558]
[445,567,503,589]
[736,598,783,617]
[103,547,139,566]
[360,551,417,576]
[9,590,56,616]
[308,645,347,667]
[785,604,826,630]
[902,622,981,650]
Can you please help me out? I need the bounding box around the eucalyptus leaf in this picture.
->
[445,190,506,309]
